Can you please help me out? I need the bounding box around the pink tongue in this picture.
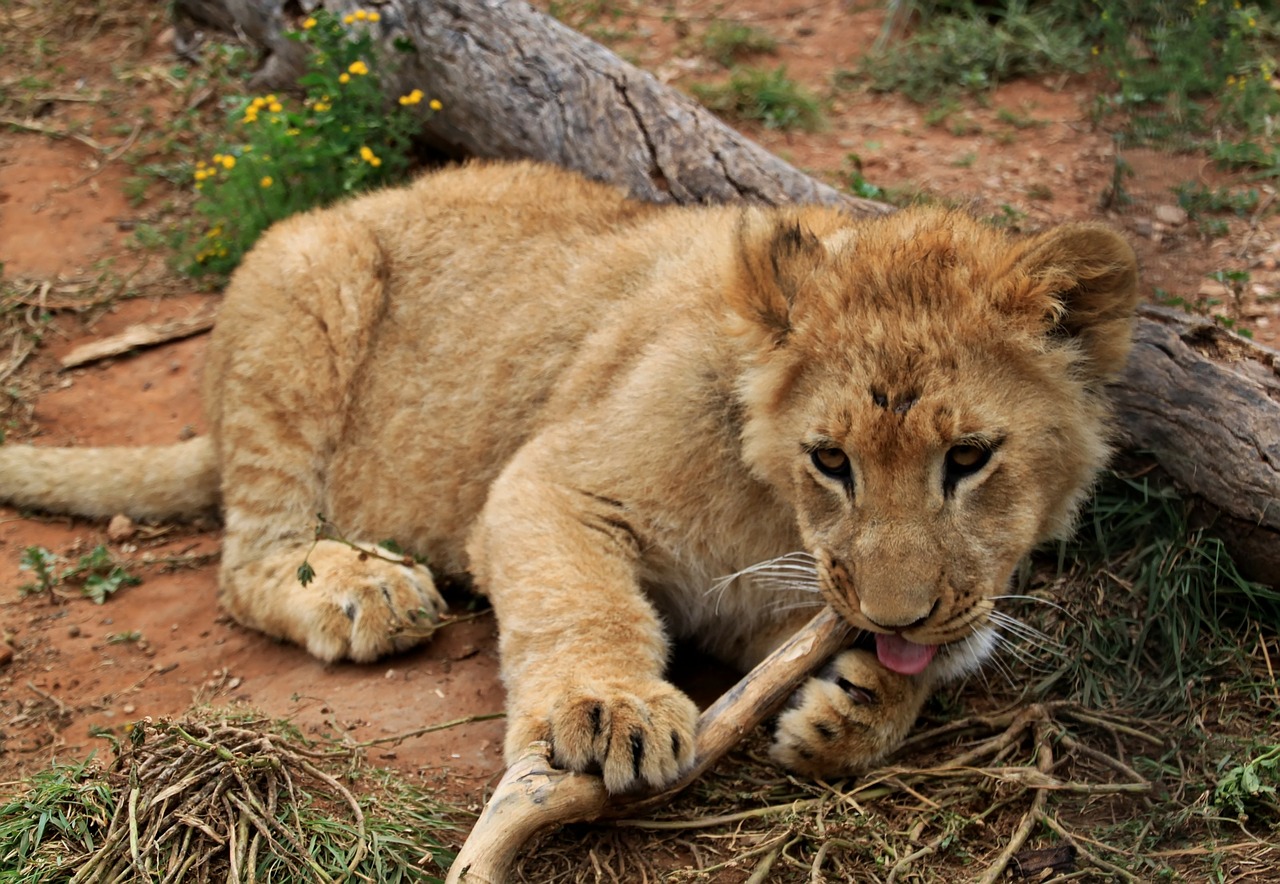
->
[875,633,937,675]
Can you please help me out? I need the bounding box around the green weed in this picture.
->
[185,9,438,277]
[844,153,885,199]
[1093,1,1279,157]
[857,0,1090,102]
[1174,181,1261,218]
[18,544,141,604]
[1214,743,1280,820]
[690,66,825,131]
[701,20,778,67]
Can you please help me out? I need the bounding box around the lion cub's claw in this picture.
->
[514,679,698,794]
[298,541,446,663]
[770,649,923,779]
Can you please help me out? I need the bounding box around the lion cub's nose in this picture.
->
[860,598,938,632]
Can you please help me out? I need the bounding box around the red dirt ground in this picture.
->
[1,0,1277,867]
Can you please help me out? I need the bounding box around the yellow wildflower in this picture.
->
[429,98,443,111]
[221,155,236,169]
[313,100,331,112]
[260,176,274,188]
[399,89,424,106]
[359,145,376,162]
[287,127,301,136]
[355,9,368,21]
[339,73,350,84]
[268,101,283,113]
[303,16,317,29]
[368,12,380,22]
[348,60,369,76]
[343,13,355,24]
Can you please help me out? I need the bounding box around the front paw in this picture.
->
[296,541,446,662]
[507,678,698,794]
[770,649,927,779]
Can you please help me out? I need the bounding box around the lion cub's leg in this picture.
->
[769,649,931,778]
[468,461,699,795]
[210,228,446,663]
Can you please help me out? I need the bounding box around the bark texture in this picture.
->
[172,0,1279,580]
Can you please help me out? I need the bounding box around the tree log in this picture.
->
[171,1,1280,576]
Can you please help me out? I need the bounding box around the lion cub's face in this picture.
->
[730,207,1138,678]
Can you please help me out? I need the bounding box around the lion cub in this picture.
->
[0,162,1137,792]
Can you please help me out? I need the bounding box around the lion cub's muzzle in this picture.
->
[818,555,981,677]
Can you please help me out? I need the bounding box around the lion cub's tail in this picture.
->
[0,436,219,521]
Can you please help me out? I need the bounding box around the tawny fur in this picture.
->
[0,162,1138,792]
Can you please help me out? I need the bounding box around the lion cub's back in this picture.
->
[207,162,701,572]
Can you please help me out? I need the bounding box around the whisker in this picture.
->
[987,611,1059,647]
[706,550,819,614]
[991,593,1080,623]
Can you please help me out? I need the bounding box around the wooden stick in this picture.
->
[60,308,217,369]
[445,607,852,884]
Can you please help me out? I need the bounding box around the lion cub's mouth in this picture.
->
[874,633,937,675]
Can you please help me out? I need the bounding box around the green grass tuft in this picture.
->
[857,0,1090,102]
[701,20,779,67]
[690,66,825,132]
[1025,470,1280,716]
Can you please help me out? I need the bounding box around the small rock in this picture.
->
[122,704,136,715]
[107,514,136,541]
[0,644,12,666]
[1131,218,1155,239]
[1154,204,1188,226]
[227,676,242,689]
[68,624,81,638]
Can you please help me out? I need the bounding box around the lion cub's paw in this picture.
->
[295,541,446,663]
[508,678,698,794]
[770,649,924,779]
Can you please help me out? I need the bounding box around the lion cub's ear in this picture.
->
[1015,224,1140,382]
[728,209,826,346]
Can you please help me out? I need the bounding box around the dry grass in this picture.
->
[0,715,463,883]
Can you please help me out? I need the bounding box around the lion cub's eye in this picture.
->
[944,444,992,489]
[811,448,852,482]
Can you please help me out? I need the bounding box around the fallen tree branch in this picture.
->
[60,306,218,369]
[445,607,853,884]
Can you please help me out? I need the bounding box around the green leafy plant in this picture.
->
[17,545,140,604]
[1174,181,1260,218]
[1214,744,1280,819]
[18,545,59,596]
[701,20,778,67]
[186,9,439,276]
[690,66,825,131]
[856,0,1090,102]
